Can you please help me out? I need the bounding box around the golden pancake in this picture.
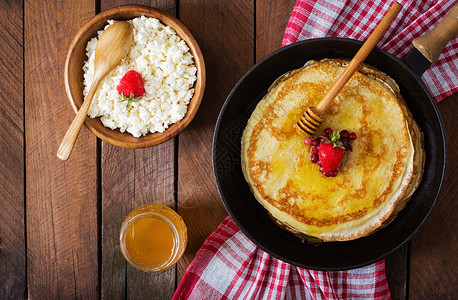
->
[241,59,424,242]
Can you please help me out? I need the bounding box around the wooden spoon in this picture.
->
[296,2,402,137]
[57,21,134,160]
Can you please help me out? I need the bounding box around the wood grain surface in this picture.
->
[1,0,456,298]
[176,0,254,282]
[25,0,98,298]
[0,0,25,298]
[386,245,408,299]
[99,1,177,299]
[409,94,458,299]
[256,0,296,61]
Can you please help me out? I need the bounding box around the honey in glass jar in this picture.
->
[120,204,187,272]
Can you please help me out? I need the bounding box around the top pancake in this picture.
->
[241,59,423,241]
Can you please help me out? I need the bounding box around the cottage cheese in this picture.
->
[83,16,197,137]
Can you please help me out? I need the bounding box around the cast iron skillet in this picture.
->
[212,36,448,271]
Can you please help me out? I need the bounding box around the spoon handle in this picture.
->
[57,81,99,160]
[315,2,402,114]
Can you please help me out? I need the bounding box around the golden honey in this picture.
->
[120,204,187,272]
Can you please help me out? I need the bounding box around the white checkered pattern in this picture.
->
[173,217,391,300]
[283,0,458,102]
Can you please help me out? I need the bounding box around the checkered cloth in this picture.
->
[283,0,458,103]
[173,217,390,300]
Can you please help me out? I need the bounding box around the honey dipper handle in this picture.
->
[315,2,402,114]
[412,3,458,63]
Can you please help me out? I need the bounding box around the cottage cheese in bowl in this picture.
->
[83,16,197,137]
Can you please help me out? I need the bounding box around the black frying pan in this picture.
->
[212,8,455,270]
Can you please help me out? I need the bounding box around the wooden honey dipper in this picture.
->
[296,2,402,137]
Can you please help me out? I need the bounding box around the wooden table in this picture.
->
[1,0,456,298]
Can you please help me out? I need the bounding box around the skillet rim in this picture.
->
[212,37,447,270]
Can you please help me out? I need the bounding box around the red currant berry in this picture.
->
[324,127,332,135]
[310,146,318,156]
[304,138,312,145]
[340,130,349,139]
[342,139,352,150]
[311,154,319,163]
[311,139,320,147]
[350,132,357,140]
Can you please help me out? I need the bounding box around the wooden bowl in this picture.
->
[64,5,205,148]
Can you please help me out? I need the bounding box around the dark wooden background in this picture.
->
[0,0,456,299]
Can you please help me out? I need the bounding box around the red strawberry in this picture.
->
[318,131,346,172]
[117,70,145,109]
[318,143,345,172]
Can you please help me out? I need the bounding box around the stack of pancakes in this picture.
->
[241,59,424,242]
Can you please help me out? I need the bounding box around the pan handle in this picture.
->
[412,3,458,63]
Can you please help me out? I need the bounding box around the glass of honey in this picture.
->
[119,203,187,272]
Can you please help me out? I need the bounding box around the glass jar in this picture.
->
[120,203,187,272]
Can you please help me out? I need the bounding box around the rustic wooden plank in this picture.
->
[256,0,296,62]
[100,142,134,299]
[24,0,98,298]
[0,0,25,298]
[101,145,177,299]
[177,0,254,282]
[409,94,457,299]
[127,145,176,300]
[385,245,408,299]
[101,0,176,15]
[100,1,177,299]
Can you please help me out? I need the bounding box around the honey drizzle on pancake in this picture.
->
[243,60,416,238]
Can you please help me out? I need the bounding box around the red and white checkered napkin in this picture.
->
[173,217,390,300]
[283,0,458,103]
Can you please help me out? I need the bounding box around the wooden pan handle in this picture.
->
[412,3,458,63]
[315,2,402,114]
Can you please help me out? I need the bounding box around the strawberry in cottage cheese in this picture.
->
[83,16,197,137]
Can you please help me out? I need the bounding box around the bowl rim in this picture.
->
[64,4,206,148]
